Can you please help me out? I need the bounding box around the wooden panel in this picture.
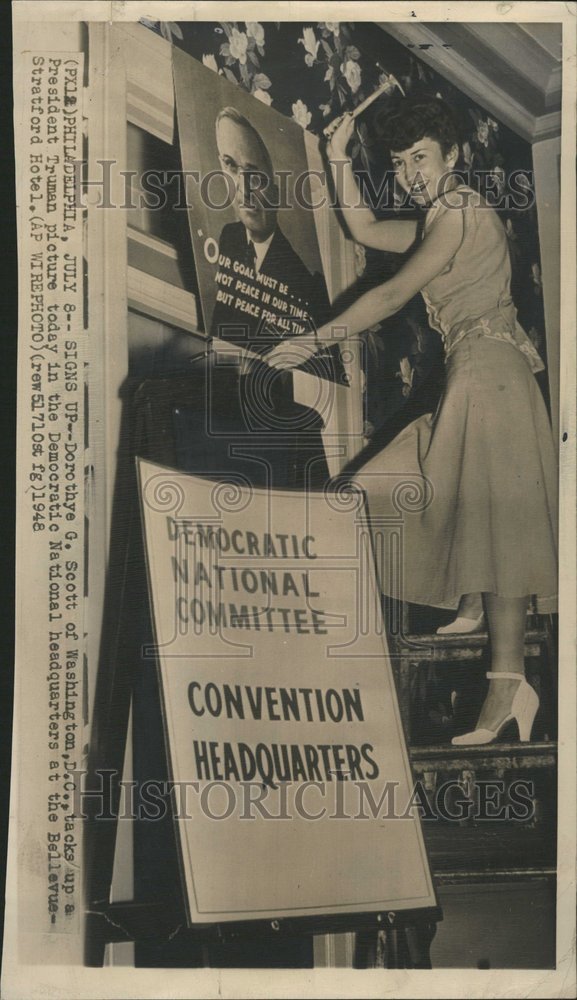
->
[127,266,199,332]
[119,23,175,144]
[380,22,561,141]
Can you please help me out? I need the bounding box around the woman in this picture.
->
[265,97,558,746]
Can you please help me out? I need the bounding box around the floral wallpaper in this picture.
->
[141,18,549,437]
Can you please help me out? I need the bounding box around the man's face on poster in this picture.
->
[216,116,277,242]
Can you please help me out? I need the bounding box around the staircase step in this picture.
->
[409,740,557,773]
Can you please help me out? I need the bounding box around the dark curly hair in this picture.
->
[381,96,461,158]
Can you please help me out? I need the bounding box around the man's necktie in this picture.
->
[245,240,256,269]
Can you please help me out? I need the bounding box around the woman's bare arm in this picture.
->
[327,113,417,254]
[320,206,463,339]
[264,207,464,368]
[329,157,418,253]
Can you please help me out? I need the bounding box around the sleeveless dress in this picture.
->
[352,186,558,610]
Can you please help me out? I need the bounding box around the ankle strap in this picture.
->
[486,671,525,680]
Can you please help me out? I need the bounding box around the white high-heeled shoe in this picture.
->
[437,612,485,635]
[451,672,539,746]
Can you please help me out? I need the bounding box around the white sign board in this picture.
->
[138,459,436,925]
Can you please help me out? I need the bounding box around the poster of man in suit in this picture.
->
[173,51,342,378]
[210,106,332,346]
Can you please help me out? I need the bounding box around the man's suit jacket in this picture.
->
[210,221,331,349]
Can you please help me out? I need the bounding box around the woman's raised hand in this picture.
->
[326,111,356,160]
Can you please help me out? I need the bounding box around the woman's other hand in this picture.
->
[326,111,355,160]
[264,337,318,370]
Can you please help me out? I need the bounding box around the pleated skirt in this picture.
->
[352,332,558,610]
